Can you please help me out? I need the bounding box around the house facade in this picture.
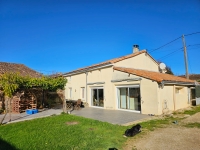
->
[63,48,196,115]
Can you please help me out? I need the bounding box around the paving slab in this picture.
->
[71,107,151,125]
[0,106,151,125]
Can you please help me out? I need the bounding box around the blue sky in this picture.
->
[0,0,200,75]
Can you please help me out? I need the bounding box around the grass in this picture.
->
[183,105,200,115]
[140,117,175,131]
[184,123,200,128]
[1,105,200,150]
[0,114,128,150]
[139,105,200,132]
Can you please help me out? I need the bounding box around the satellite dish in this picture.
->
[159,63,166,70]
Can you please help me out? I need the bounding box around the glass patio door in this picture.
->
[117,87,141,111]
[92,88,104,107]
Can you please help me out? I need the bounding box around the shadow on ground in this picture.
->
[0,138,19,150]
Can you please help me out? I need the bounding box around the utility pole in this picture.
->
[182,34,189,79]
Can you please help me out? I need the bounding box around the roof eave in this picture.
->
[63,63,113,77]
[145,51,159,65]
[161,80,195,86]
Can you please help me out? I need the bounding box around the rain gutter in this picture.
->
[87,82,105,85]
[63,63,113,77]
[111,78,142,82]
[160,81,195,87]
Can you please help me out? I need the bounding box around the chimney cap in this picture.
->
[133,44,139,53]
[133,45,139,48]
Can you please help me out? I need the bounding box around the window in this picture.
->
[68,76,71,82]
[81,87,85,99]
[92,88,104,107]
[69,88,72,99]
[117,85,141,111]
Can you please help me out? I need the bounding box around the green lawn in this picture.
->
[0,114,128,150]
[1,105,200,150]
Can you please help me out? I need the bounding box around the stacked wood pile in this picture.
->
[0,89,64,113]
[11,91,37,113]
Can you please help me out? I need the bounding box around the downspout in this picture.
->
[139,79,142,114]
[173,85,176,111]
[188,87,190,104]
[85,71,88,105]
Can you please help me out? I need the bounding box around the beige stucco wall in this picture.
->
[158,85,190,114]
[111,70,141,111]
[65,73,86,101]
[174,86,190,110]
[87,67,114,108]
[158,85,174,114]
[112,70,159,115]
[65,66,114,107]
[114,53,159,72]
[140,78,159,115]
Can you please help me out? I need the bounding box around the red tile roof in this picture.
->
[109,50,147,63]
[64,50,149,75]
[179,74,200,81]
[113,66,195,83]
[0,62,42,78]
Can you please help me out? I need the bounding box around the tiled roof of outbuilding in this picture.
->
[179,74,200,81]
[113,66,195,84]
[0,62,42,78]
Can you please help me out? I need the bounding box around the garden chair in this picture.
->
[66,101,72,110]
[74,99,82,110]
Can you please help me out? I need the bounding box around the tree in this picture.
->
[0,72,67,124]
[165,66,174,75]
[0,72,21,124]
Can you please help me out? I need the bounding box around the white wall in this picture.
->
[114,53,159,72]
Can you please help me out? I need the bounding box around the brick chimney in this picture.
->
[133,45,139,53]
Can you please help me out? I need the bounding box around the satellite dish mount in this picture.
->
[159,63,166,73]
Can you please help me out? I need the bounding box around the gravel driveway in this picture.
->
[123,112,200,150]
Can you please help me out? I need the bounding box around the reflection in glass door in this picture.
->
[92,88,104,107]
[117,87,141,111]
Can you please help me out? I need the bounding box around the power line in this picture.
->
[156,43,199,70]
[149,36,182,53]
[185,32,200,36]
[149,32,200,53]
[157,47,183,60]
[188,44,200,47]
[187,47,200,50]
[150,46,183,52]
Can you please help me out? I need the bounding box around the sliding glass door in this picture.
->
[117,87,141,111]
[92,88,104,107]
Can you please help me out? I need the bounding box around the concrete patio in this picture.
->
[71,107,152,125]
[0,106,152,126]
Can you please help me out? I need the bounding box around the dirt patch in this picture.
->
[66,121,79,125]
[123,125,200,150]
[182,112,200,124]
[123,113,200,150]
[88,128,95,130]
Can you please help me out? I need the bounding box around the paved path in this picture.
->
[0,106,152,125]
[0,108,63,124]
